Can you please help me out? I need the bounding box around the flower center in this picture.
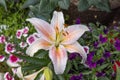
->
[55,32,63,47]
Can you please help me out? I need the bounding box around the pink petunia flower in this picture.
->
[0,35,6,43]
[12,67,23,79]
[26,34,38,45]
[5,43,15,54]
[19,42,27,48]
[83,46,89,54]
[6,54,21,67]
[4,72,14,80]
[16,30,23,39]
[0,55,5,62]
[23,27,29,34]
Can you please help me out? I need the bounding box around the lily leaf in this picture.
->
[78,0,89,11]
[14,54,49,65]
[58,0,70,10]
[22,0,40,9]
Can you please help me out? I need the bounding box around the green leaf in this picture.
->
[73,60,78,70]
[64,60,71,74]
[88,0,110,12]
[22,0,40,9]
[34,49,48,58]
[95,0,110,12]
[112,51,120,54]
[58,0,70,10]
[57,75,65,80]
[98,77,109,80]
[29,0,57,21]
[22,64,42,71]
[0,0,7,11]
[78,0,89,11]
[97,63,109,71]
[14,54,49,65]
[116,63,120,80]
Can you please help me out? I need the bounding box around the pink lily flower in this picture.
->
[4,72,14,80]
[26,11,89,74]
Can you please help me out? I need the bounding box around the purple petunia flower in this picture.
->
[103,28,108,34]
[93,41,99,48]
[87,62,96,69]
[75,18,81,24]
[99,34,107,43]
[114,39,120,51]
[70,73,83,80]
[96,71,106,77]
[103,51,111,59]
[86,52,96,68]
[87,52,95,61]
[97,58,104,65]
[68,53,78,60]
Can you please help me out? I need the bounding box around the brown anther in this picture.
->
[62,32,66,36]
[66,31,69,35]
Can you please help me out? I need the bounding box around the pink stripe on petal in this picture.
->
[49,45,68,74]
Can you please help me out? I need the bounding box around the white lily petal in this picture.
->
[26,38,51,57]
[49,45,68,74]
[64,42,87,63]
[51,11,65,32]
[62,24,89,44]
[26,18,55,42]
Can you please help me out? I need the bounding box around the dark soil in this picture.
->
[63,3,120,27]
